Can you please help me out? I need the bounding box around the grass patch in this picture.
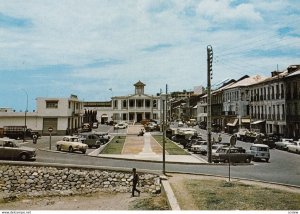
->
[129,195,169,210]
[176,179,300,210]
[153,135,189,155]
[100,136,126,154]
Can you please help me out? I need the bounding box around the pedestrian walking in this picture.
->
[131,168,140,197]
[32,134,38,144]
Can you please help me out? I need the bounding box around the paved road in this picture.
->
[17,124,300,186]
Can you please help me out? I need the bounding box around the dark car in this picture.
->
[198,121,207,130]
[0,138,36,161]
[79,133,104,148]
[212,147,253,163]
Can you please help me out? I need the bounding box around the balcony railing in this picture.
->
[222,111,236,116]
[277,114,280,120]
[267,114,271,120]
[286,115,300,122]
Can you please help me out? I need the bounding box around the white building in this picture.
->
[249,69,291,135]
[223,75,266,133]
[0,95,83,135]
[85,81,162,124]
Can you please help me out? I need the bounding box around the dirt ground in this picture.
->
[0,191,150,210]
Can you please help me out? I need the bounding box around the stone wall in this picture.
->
[0,164,161,198]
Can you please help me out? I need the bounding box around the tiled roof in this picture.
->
[226,75,266,89]
[286,69,300,77]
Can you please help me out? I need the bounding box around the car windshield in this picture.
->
[212,145,221,150]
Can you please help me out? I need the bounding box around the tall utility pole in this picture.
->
[207,45,213,163]
[162,84,168,174]
[23,89,28,142]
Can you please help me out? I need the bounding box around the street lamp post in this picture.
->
[23,90,28,142]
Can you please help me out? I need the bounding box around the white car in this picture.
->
[190,141,207,154]
[212,144,224,154]
[114,122,128,129]
[56,136,88,154]
[275,138,294,150]
[92,122,98,128]
[287,141,300,154]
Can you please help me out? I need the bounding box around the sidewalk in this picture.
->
[95,125,207,164]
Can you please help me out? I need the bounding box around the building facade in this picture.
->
[249,71,287,136]
[284,65,300,139]
[0,95,83,136]
[85,81,162,124]
[223,75,265,133]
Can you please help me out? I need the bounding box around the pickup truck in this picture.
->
[212,147,253,163]
[3,126,40,140]
[275,138,294,150]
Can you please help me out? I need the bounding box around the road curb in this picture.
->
[165,171,300,189]
[161,178,181,210]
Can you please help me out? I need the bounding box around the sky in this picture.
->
[0,0,299,112]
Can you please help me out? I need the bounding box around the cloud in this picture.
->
[196,0,262,23]
[0,0,299,111]
[142,43,173,52]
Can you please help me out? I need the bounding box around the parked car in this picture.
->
[247,144,270,162]
[105,121,116,126]
[236,128,249,141]
[198,121,207,130]
[0,137,36,161]
[212,144,225,154]
[260,135,276,149]
[171,134,191,148]
[178,121,184,127]
[92,122,98,129]
[79,133,104,148]
[93,132,111,143]
[56,136,88,154]
[114,122,128,129]
[82,123,92,132]
[287,141,300,154]
[187,119,197,127]
[190,141,207,154]
[275,138,294,150]
[212,147,253,163]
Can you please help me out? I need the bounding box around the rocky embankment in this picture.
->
[0,164,161,200]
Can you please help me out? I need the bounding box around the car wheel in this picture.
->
[19,153,28,161]
[69,147,74,153]
[82,150,86,154]
[266,158,269,163]
[56,145,61,151]
[245,158,251,163]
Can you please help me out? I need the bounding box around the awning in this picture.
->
[227,118,238,126]
[251,120,265,125]
[193,105,198,109]
[241,119,250,123]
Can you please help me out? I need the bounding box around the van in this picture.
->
[248,144,270,162]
